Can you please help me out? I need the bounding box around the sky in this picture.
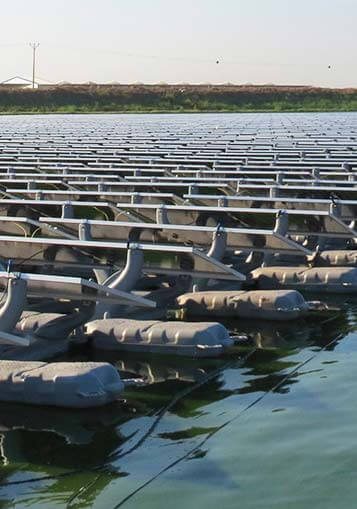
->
[1,0,356,87]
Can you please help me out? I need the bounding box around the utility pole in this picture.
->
[29,42,40,89]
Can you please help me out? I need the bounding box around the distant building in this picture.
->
[0,76,54,89]
[0,76,39,89]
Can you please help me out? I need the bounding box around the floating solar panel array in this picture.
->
[0,112,357,368]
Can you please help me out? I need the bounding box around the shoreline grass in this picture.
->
[1,106,357,115]
[1,85,357,114]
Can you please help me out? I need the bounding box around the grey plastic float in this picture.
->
[0,361,125,408]
[85,319,233,357]
[250,266,357,293]
[310,250,357,267]
[176,289,309,321]
[15,307,94,340]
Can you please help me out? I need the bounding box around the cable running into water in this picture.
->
[110,334,342,509]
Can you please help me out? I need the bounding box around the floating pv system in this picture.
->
[0,113,357,406]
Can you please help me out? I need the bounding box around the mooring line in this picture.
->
[65,349,257,508]
[0,350,255,490]
[105,349,257,465]
[110,334,342,509]
[66,473,103,509]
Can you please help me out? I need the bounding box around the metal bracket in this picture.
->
[78,220,110,284]
[329,200,341,218]
[156,205,169,224]
[207,225,227,261]
[78,220,91,241]
[94,247,145,319]
[270,186,279,198]
[131,193,142,204]
[61,202,74,219]
[103,247,144,293]
[218,196,228,207]
[34,302,95,340]
[194,225,228,292]
[274,209,288,236]
[312,167,320,180]
[0,277,27,334]
[276,172,284,185]
[246,250,265,268]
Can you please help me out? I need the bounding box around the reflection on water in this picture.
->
[115,355,210,385]
[0,303,356,508]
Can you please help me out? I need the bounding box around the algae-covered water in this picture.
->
[1,305,357,509]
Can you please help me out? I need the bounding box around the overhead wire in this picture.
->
[2,40,327,69]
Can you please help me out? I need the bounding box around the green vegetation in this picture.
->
[1,84,357,113]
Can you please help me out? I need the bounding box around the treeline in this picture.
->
[1,85,357,113]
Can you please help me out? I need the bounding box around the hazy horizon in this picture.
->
[1,0,356,88]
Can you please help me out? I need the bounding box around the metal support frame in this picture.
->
[207,227,227,261]
[95,247,144,319]
[194,225,228,291]
[329,200,341,218]
[32,302,95,340]
[62,202,74,219]
[103,248,144,292]
[156,205,169,224]
[78,219,110,284]
[274,210,289,236]
[276,172,284,185]
[0,277,27,333]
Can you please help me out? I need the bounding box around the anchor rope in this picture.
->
[109,331,344,509]
[0,315,343,504]
[65,348,258,508]
[0,349,256,491]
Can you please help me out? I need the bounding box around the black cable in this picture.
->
[1,314,344,495]
[65,474,104,509]
[106,350,255,465]
[14,248,47,271]
[0,350,255,490]
[110,333,344,509]
[65,350,257,508]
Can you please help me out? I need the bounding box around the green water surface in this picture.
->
[1,305,357,509]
